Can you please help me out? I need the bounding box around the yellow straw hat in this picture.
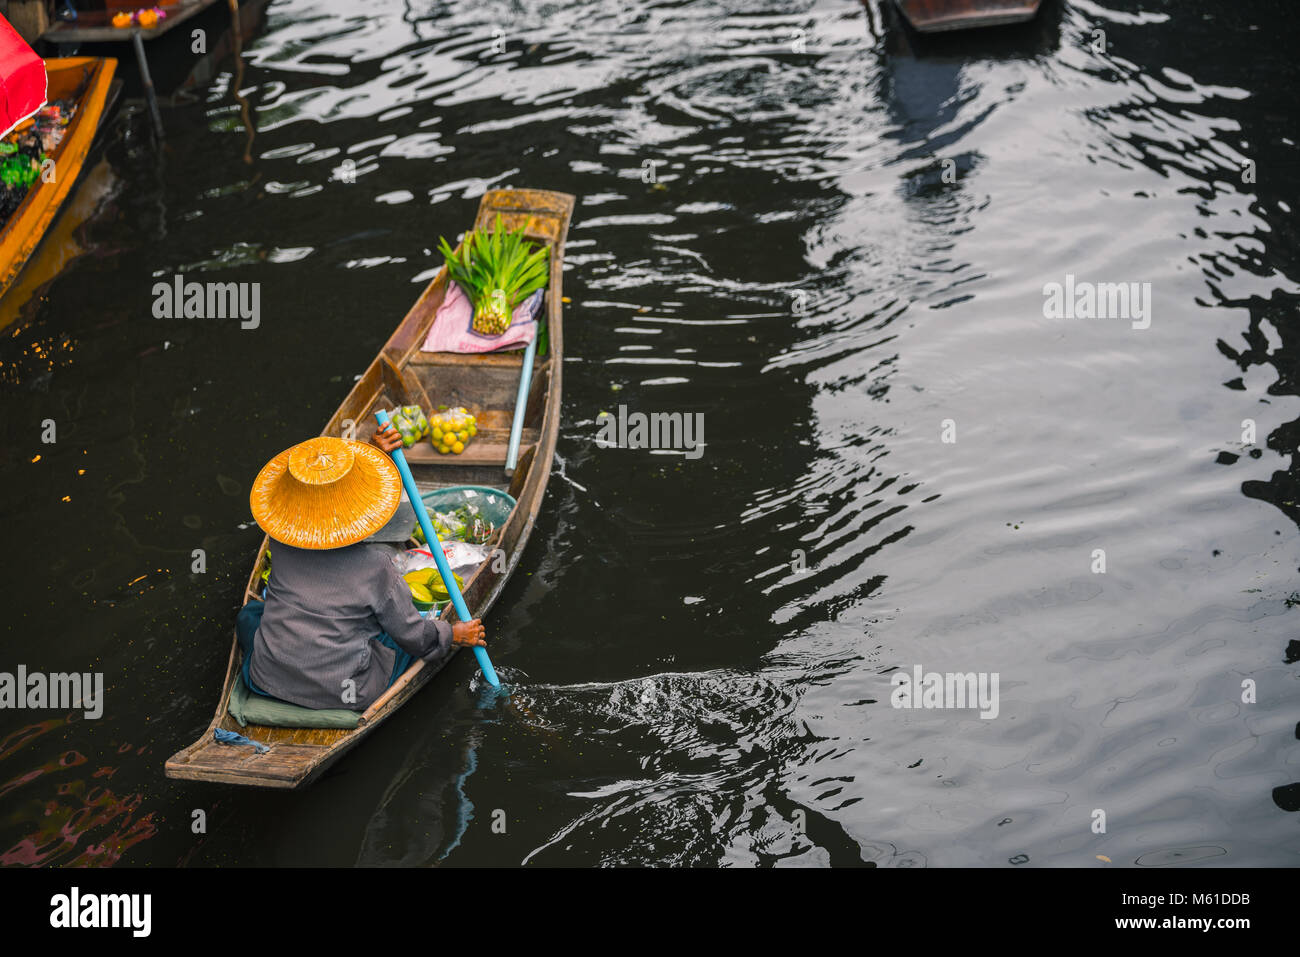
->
[249,437,403,550]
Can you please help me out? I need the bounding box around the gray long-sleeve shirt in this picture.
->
[249,541,454,711]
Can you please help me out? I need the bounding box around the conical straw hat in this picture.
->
[250,437,403,550]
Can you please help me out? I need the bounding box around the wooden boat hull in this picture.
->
[0,57,118,300]
[893,0,1042,32]
[165,188,575,789]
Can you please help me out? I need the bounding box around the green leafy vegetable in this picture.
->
[437,215,549,335]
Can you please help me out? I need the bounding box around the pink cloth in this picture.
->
[421,282,543,354]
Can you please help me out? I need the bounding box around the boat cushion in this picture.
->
[228,673,360,730]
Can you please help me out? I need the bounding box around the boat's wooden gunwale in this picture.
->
[164,189,574,788]
[0,57,118,298]
[40,0,231,44]
[893,0,1042,32]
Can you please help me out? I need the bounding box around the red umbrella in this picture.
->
[0,15,46,139]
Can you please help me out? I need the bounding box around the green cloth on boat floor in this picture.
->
[228,672,360,730]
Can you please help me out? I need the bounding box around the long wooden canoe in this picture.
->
[0,57,118,300]
[165,188,575,789]
[893,0,1042,32]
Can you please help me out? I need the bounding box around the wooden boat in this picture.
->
[165,188,575,789]
[0,57,118,300]
[40,0,273,140]
[0,156,120,332]
[893,0,1042,32]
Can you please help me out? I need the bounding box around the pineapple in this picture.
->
[437,215,549,336]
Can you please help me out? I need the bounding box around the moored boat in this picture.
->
[164,188,575,789]
[893,0,1043,32]
[0,56,118,299]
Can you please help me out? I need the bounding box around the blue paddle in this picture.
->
[375,409,501,688]
[505,333,536,476]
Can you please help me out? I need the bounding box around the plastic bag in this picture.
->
[450,505,494,545]
[432,509,466,540]
[390,404,430,448]
[412,507,494,547]
[430,406,478,455]
[396,541,492,579]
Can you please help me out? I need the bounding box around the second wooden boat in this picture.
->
[165,188,574,789]
[893,0,1042,32]
[0,57,118,299]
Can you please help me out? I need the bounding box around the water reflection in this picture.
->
[0,718,158,866]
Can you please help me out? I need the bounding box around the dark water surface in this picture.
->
[1,0,1298,866]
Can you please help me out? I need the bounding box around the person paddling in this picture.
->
[236,427,486,712]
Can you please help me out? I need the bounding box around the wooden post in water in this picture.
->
[130,30,164,139]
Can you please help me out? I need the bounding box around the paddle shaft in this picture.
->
[375,410,500,688]
[504,334,537,476]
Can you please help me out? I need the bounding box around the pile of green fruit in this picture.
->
[402,567,463,609]
[412,513,455,545]
[390,404,431,448]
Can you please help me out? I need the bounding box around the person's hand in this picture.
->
[451,619,487,648]
[370,422,402,453]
